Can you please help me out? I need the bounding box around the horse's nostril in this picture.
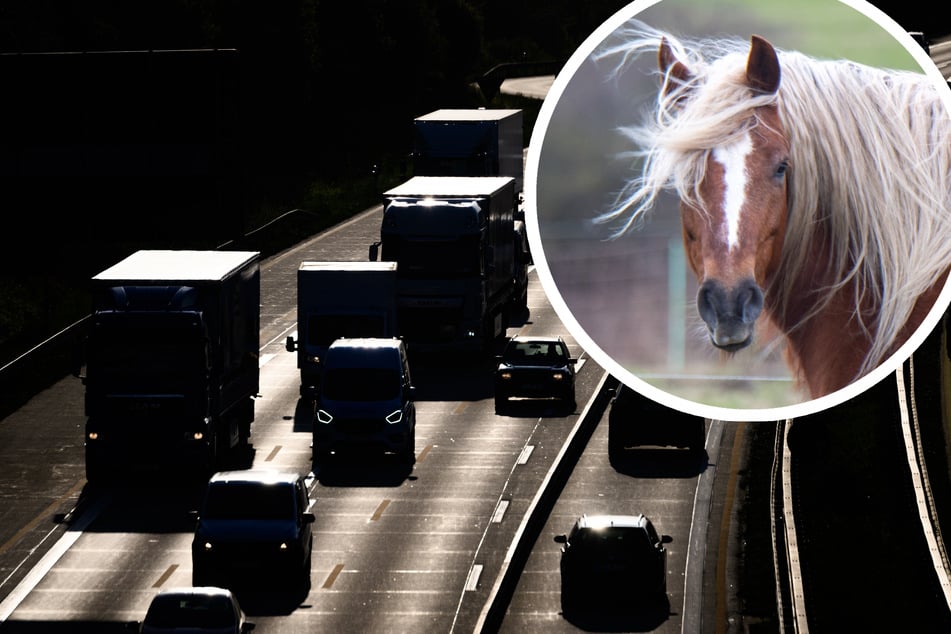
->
[696,282,720,327]
[738,279,764,323]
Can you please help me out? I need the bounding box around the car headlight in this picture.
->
[202,541,214,552]
[316,409,333,424]
[499,371,512,380]
[552,372,565,381]
[385,410,403,424]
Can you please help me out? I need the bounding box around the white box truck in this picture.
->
[285,261,398,398]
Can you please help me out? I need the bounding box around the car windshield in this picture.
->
[504,341,567,365]
[574,526,654,560]
[322,367,401,401]
[202,482,295,520]
[144,593,235,628]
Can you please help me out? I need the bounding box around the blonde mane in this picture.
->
[594,21,951,377]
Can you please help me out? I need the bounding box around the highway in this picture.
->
[0,203,729,633]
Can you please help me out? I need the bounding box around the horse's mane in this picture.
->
[594,20,951,376]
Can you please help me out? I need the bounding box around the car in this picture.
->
[554,513,670,616]
[139,586,253,633]
[607,384,706,463]
[191,469,315,590]
[494,335,577,411]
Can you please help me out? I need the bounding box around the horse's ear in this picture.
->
[658,36,692,97]
[746,35,780,94]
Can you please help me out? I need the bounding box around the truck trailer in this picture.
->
[412,109,524,195]
[371,175,525,354]
[285,261,399,399]
[78,250,260,482]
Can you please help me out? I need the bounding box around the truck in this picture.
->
[77,250,260,483]
[411,109,524,196]
[285,261,399,399]
[370,175,526,354]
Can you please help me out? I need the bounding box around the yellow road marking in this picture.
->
[371,499,390,522]
[322,563,344,589]
[152,564,178,588]
[0,479,86,557]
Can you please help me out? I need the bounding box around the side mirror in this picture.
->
[285,335,297,352]
[661,535,673,544]
[302,512,316,524]
[553,534,568,544]
[369,242,381,261]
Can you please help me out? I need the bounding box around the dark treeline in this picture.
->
[0,1,630,197]
[0,1,630,366]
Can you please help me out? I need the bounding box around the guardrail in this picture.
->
[475,370,619,632]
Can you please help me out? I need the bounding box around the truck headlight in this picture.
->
[316,409,333,424]
[385,410,403,424]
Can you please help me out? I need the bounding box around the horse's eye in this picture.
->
[775,160,789,179]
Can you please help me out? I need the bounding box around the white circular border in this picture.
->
[525,0,951,422]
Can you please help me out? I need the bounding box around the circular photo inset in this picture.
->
[526,0,951,420]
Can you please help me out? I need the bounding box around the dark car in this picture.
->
[494,335,577,411]
[555,513,670,616]
[191,469,315,590]
[608,384,706,463]
[139,586,252,633]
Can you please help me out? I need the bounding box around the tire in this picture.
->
[401,428,416,466]
[561,579,581,617]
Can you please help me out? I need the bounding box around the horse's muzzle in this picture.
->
[696,278,763,352]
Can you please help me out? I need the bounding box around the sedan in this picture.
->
[139,586,253,633]
[494,335,577,411]
[555,513,670,616]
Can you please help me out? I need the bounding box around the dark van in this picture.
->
[314,338,416,464]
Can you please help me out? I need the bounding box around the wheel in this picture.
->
[561,579,582,617]
[401,428,416,465]
[299,544,313,590]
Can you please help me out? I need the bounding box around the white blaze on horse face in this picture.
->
[712,132,753,252]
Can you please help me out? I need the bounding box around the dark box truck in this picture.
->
[371,176,526,354]
[78,250,260,482]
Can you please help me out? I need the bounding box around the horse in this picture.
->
[592,21,951,399]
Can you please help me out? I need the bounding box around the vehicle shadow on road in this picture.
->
[609,448,710,479]
[494,398,577,418]
[62,478,208,535]
[314,453,415,487]
[231,583,311,617]
[563,594,672,632]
